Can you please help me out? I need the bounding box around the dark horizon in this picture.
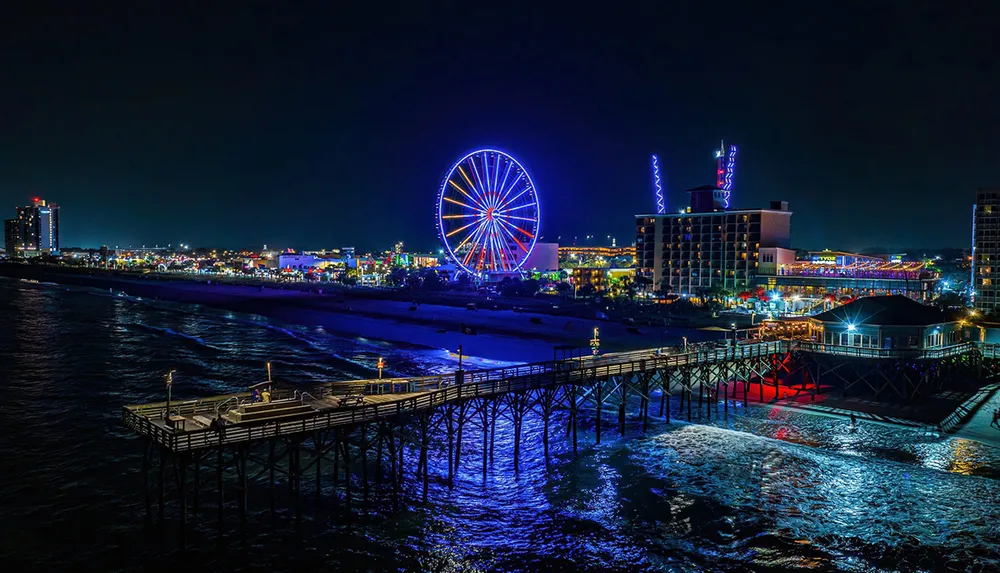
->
[2,2,998,252]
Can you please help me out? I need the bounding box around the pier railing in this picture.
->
[790,341,977,360]
[123,340,791,452]
[123,338,1000,452]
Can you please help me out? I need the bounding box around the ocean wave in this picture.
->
[126,323,223,352]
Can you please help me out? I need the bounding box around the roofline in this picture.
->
[635,209,793,217]
[806,318,960,328]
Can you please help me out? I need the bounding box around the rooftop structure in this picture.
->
[808,295,966,350]
[756,251,938,303]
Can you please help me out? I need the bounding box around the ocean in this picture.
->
[1,279,998,572]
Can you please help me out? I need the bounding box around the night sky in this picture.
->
[2,2,998,252]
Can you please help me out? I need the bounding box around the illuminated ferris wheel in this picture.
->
[437,149,540,277]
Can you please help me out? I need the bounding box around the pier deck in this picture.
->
[124,339,994,453]
[124,342,791,452]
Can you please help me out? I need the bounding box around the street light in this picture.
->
[377,356,384,379]
[164,369,176,419]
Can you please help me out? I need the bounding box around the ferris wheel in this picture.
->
[436,149,540,277]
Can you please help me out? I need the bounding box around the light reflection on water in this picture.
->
[0,281,998,572]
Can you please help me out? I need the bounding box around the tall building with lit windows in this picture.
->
[4,197,60,256]
[635,186,791,295]
[973,189,1000,312]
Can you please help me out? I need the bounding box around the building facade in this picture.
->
[4,198,60,256]
[807,295,965,350]
[4,218,19,257]
[558,245,636,268]
[571,267,634,294]
[756,250,938,303]
[636,187,791,295]
[973,189,1000,312]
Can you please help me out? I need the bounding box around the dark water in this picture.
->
[1,280,999,572]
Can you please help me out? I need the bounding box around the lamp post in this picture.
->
[683,336,688,353]
[377,356,384,380]
[164,369,176,419]
[590,326,600,356]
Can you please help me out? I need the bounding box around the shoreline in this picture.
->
[0,265,725,363]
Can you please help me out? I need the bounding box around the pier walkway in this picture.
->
[124,341,785,452]
[124,339,995,453]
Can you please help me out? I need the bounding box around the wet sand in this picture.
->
[0,268,723,363]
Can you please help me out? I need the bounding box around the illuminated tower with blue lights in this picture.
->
[714,140,738,208]
[651,153,665,214]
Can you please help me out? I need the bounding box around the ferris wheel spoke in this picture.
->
[456,166,488,210]
[442,194,481,212]
[496,213,538,223]
[494,171,523,211]
[492,156,501,200]
[455,218,491,252]
[447,180,487,212]
[500,221,528,253]
[442,213,479,219]
[479,153,491,193]
[466,160,493,211]
[501,201,536,213]
[496,188,530,213]
[495,161,513,210]
[493,220,517,270]
[490,226,507,272]
[469,158,488,200]
[445,218,482,238]
[483,226,500,271]
[497,217,536,240]
[462,232,486,267]
[476,234,489,270]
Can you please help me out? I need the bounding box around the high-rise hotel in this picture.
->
[636,186,791,295]
[973,189,1000,312]
[4,197,60,257]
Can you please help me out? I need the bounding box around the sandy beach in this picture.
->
[0,267,724,363]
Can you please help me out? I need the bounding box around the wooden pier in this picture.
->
[122,339,999,538]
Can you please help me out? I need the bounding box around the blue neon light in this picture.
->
[719,144,737,208]
[651,154,665,214]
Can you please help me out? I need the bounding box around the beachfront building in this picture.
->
[559,244,636,268]
[570,267,634,295]
[636,186,791,295]
[973,188,1000,313]
[807,295,966,350]
[756,250,939,304]
[3,218,18,257]
[3,197,60,256]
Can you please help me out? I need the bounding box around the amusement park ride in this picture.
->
[436,149,540,278]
